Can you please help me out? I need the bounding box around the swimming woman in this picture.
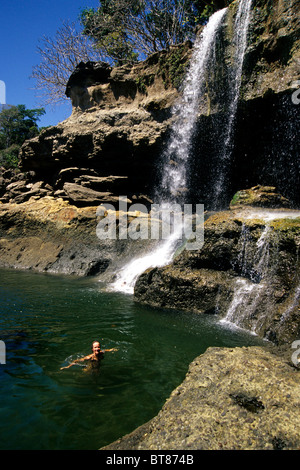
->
[60,341,117,370]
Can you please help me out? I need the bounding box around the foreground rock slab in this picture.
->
[102,346,300,450]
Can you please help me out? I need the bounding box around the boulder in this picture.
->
[55,167,99,188]
[102,346,300,450]
[135,266,235,315]
[62,182,131,206]
[230,185,292,209]
[2,180,52,204]
[74,175,129,192]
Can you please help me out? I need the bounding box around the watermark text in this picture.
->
[291,80,300,105]
[96,198,204,251]
[291,340,300,367]
[0,80,6,105]
[0,340,6,364]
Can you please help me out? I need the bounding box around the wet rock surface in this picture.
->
[102,346,300,450]
[0,196,155,276]
[135,196,300,345]
[0,0,299,452]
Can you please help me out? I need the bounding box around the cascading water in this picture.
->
[158,7,228,204]
[221,224,273,333]
[212,0,253,209]
[279,285,300,326]
[108,8,228,294]
[221,209,300,334]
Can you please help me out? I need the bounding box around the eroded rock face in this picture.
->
[0,196,158,276]
[188,0,300,208]
[13,0,300,211]
[102,346,300,450]
[17,43,193,206]
[1,1,296,211]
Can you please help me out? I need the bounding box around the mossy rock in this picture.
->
[230,185,291,209]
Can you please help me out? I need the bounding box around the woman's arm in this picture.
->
[60,355,91,370]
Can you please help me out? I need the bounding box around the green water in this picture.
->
[0,268,263,450]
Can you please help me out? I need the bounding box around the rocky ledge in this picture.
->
[11,43,192,209]
[102,346,300,450]
[134,187,300,345]
[0,195,162,276]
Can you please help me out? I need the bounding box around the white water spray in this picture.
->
[220,223,272,333]
[213,0,253,208]
[108,8,227,294]
[221,209,300,333]
[159,7,228,201]
[108,225,184,294]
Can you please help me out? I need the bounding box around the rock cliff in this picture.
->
[102,346,300,450]
[0,0,299,451]
[0,195,161,276]
[189,0,300,208]
[0,1,298,209]
[12,42,192,207]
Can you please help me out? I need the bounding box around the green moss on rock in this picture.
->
[230,185,291,209]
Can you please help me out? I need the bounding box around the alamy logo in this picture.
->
[96,198,204,251]
[291,340,300,367]
[0,340,6,364]
[291,81,300,105]
[0,80,6,105]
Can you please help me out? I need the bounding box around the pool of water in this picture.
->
[0,268,263,450]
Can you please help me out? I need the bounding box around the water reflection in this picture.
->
[0,268,263,450]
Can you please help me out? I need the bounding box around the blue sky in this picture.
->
[0,0,99,127]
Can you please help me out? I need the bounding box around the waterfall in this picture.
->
[107,8,227,294]
[280,285,300,325]
[220,224,273,333]
[158,7,228,204]
[106,0,255,294]
[220,278,265,333]
[212,0,253,209]
[220,209,300,333]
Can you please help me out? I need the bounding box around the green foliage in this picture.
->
[159,45,189,89]
[0,145,20,168]
[0,105,45,168]
[80,1,140,65]
[135,74,155,93]
[135,46,190,94]
[80,1,233,66]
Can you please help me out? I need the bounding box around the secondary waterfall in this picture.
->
[212,0,253,208]
[108,8,227,294]
[220,225,272,334]
[221,209,300,334]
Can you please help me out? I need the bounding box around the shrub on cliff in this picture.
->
[0,105,45,168]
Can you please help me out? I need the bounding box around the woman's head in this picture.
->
[92,341,101,353]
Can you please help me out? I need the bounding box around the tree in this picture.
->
[31,1,233,104]
[0,105,45,168]
[31,21,102,106]
[80,0,233,65]
[80,0,141,65]
[81,0,198,64]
